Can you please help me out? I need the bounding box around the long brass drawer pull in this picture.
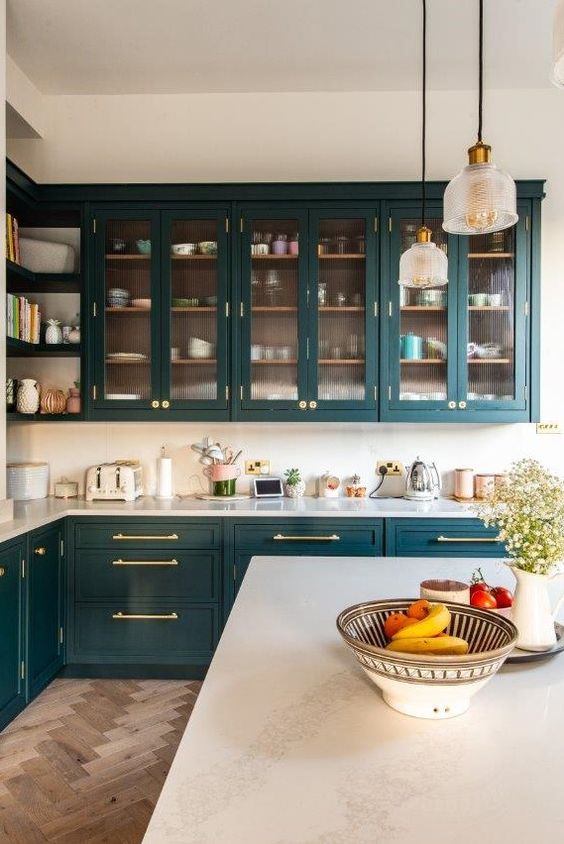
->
[436,535,500,543]
[112,533,179,541]
[112,612,178,620]
[112,559,179,566]
[272,533,341,541]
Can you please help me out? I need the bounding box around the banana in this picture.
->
[392,603,450,640]
[386,635,469,656]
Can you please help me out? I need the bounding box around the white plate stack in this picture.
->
[7,462,49,500]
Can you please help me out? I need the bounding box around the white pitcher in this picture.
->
[16,379,40,414]
[510,565,564,651]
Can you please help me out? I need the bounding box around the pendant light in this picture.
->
[399,0,448,289]
[553,0,564,87]
[442,0,517,235]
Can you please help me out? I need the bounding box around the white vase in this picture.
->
[45,319,62,344]
[285,480,305,498]
[510,564,564,651]
[16,379,40,414]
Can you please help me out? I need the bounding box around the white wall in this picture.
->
[6,86,564,493]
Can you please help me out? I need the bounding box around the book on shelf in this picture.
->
[5,213,21,264]
[6,293,40,344]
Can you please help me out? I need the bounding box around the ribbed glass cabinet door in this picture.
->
[100,213,160,405]
[240,211,308,410]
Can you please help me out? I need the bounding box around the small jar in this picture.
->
[318,237,330,256]
[288,233,299,256]
[354,235,365,254]
[454,468,474,500]
[335,235,349,254]
[474,474,495,500]
[271,234,288,255]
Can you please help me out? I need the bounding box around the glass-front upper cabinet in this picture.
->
[93,210,162,412]
[308,211,377,415]
[239,210,308,415]
[458,206,528,415]
[382,206,457,419]
[161,211,229,416]
[91,208,229,419]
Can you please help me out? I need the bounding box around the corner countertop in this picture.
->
[144,555,564,844]
[0,495,476,544]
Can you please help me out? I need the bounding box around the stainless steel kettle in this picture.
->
[405,457,441,501]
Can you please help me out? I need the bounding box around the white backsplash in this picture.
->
[6,421,563,498]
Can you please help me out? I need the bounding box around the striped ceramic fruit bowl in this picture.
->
[337,598,518,720]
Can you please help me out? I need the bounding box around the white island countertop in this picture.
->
[144,555,564,844]
[0,495,474,544]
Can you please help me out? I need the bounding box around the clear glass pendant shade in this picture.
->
[398,232,448,289]
[443,147,518,235]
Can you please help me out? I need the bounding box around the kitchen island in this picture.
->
[144,555,564,843]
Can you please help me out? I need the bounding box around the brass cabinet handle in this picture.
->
[309,400,317,409]
[112,558,178,566]
[298,400,307,409]
[0,567,5,577]
[151,400,160,408]
[436,535,500,543]
[458,400,467,409]
[112,611,178,620]
[34,547,47,556]
[448,400,457,409]
[162,400,170,408]
[112,533,179,540]
[272,533,340,541]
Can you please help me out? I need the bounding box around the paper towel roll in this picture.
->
[156,457,173,499]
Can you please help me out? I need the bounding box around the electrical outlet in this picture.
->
[245,460,271,475]
[377,460,404,476]
[536,423,562,434]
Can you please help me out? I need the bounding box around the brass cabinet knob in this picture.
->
[34,547,47,556]
[0,567,5,577]
[458,401,467,409]
[151,400,160,409]
[162,400,170,409]
[298,400,307,409]
[309,401,317,409]
[448,400,456,409]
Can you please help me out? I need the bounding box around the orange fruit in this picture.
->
[407,599,431,620]
[384,613,418,639]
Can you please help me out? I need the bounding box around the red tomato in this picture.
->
[491,586,513,608]
[470,581,490,598]
[470,589,498,609]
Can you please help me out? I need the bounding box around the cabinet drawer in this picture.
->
[76,550,219,602]
[74,604,217,659]
[386,518,505,557]
[233,520,383,555]
[74,519,220,550]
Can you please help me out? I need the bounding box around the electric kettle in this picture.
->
[405,457,441,501]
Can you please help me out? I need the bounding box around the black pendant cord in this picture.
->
[421,0,427,228]
[477,0,484,143]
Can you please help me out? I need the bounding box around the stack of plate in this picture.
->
[7,462,49,500]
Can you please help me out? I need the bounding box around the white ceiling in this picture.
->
[7,0,555,95]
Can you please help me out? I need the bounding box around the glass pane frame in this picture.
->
[93,209,162,409]
[308,209,378,409]
[160,209,230,410]
[240,208,309,410]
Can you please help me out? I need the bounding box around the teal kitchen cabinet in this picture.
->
[381,197,537,422]
[89,207,230,421]
[235,206,379,421]
[0,539,26,731]
[385,518,505,558]
[27,523,64,700]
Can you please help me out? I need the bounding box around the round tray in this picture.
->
[505,622,564,663]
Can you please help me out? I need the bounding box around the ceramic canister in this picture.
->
[454,468,474,500]
[474,474,496,500]
[401,333,423,360]
[7,462,49,500]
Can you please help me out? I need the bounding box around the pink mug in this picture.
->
[203,464,241,482]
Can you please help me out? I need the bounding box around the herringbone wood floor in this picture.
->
[0,678,201,843]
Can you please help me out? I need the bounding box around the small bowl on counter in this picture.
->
[337,598,517,719]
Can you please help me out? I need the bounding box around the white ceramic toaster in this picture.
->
[85,462,144,502]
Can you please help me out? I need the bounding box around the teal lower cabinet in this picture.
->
[65,518,222,678]
[227,519,384,609]
[385,518,505,557]
[0,538,26,731]
[28,523,64,700]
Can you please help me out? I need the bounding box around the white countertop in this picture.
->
[0,495,474,544]
[144,555,564,844]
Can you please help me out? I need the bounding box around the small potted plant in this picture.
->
[476,458,564,651]
[284,468,305,498]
